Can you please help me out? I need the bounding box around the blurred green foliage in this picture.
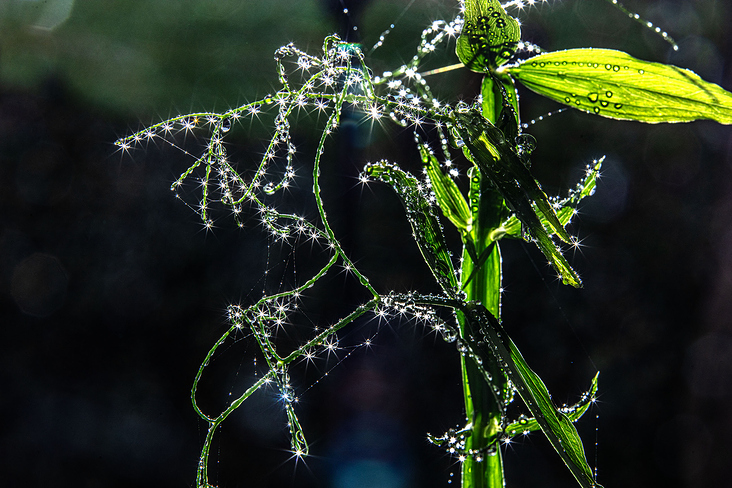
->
[0,0,458,117]
[0,0,336,115]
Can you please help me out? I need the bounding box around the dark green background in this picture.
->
[2,1,731,487]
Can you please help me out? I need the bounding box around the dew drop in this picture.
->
[587,92,599,103]
[614,103,623,109]
[564,96,571,103]
[221,119,231,132]
[605,91,613,98]
[613,65,620,72]
[515,133,537,156]
[441,328,457,343]
[593,107,600,114]
[605,64,612,70]
[638,69,645,75]
[600,100,609,107]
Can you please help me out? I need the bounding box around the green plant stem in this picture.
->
[460,176,507,488]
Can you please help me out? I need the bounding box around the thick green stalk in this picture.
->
[459,175,508,488]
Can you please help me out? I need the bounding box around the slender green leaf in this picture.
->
[500,157,603,239]
[418,136,473,233]
[505,372,599,436]
[456,0,520,72]
[452,108,582,287]
[466,304,602,488]
[364,160,459,293]
[454,108,570,242]
[506,48,732,124]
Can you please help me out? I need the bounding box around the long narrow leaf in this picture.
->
[453,109,582,287]
[466,304,601,488]
[500,157,603,239]
[506,48,732,123]
[418,136,473,233]
[364,160,459,293]
[504,372,599,436]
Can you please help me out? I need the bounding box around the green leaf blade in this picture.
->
[505,372,599,437]
[506,48,732,124]
[364,161,459,293]
[500,157,603,238]
[452,109,582,287]
[418,137,473,233]
[508,343,601,488]
[469,305,602,488]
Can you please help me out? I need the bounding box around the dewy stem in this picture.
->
[459,171,508,488]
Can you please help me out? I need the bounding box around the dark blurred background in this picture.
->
[1,0,731,487]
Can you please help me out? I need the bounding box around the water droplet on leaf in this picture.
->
[515,133,537,156]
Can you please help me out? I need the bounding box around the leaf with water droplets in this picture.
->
[500,157,603,239]
[505,372,599,436]
[506,48,732,124]
[453,108,582,288]
[456,0,521,72]
[467,304,602,488]
[418,136,472,233]
[364,160,459,294]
